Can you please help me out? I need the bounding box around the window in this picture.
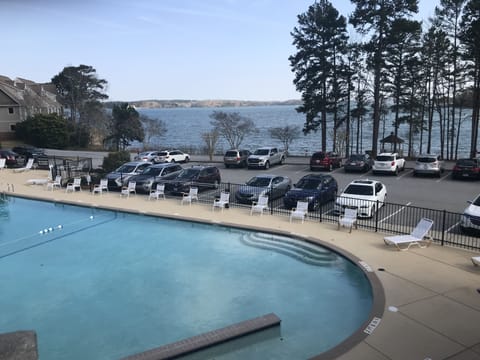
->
[8,107,14,114]
[10,124,16,131]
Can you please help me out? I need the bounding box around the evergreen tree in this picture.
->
[289,0,348,152]
[350,0,418,157]
[106,103,144,151]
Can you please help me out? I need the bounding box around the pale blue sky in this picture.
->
[3,0,438,101]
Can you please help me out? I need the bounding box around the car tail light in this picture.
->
[391,161,395,166]
[453,165,460,171]
[236,156,240,160]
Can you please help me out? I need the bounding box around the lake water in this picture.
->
[138,105,474,158]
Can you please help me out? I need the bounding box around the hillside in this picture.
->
[105,99,301,109]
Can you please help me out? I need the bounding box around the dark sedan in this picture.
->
[235,174,291,204]
[344,154,372,173]
[283,174,338,211]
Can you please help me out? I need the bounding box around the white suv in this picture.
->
[334,179,387,218]
[156,150,190,163]
[372,152,405,175]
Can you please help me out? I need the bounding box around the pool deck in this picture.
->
[2,169,480,360]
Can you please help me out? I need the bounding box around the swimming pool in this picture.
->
[0,196,375,359]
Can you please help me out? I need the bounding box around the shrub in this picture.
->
[16,113,69,148]
[102,151,131,172]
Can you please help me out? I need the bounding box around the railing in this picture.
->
[161,180,480,252]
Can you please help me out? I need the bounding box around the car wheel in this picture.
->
[184,157,189,163]
[213,180,219,189]
[264,161,270,170]
[394,167,399,176]
[225,164,230,169]
[171,159,176,163]
[328,163,333,172]
[281,157,285,165]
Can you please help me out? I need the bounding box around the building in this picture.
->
[0,75,63,141]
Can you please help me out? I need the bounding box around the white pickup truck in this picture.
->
[247,147,286,169]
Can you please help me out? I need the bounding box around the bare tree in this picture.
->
[202,130,220,160]
[141,114,167,148]
[268,125,301,155]
[209,111,256,149]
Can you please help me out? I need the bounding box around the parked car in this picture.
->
[452,158,480,180]
[372,152,405,175]
[344,153,372,173]
[0,149,22,167]
[460,194,480,233]
[164,165,221,194]
[11,146,45,163]
[283,174,337,210]
[247,147,286,169]
[309,151,342,171]
[134,151,163,163]
[156,150,190,163]
[106,161,153,190]
[235,174,291,204]
[334,179,387,218]
[224,149,251,168]
[129,163,183,193]
[413,154,445,177]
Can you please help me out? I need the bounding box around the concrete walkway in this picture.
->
[1,169,480,359]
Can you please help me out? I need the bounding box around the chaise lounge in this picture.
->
[384,217,434,251]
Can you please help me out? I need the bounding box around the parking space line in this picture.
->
[436,173,450,183]
[379,202,411,223]
[445,221,461,233]
[296,167,310,174]
[397,170,413,180]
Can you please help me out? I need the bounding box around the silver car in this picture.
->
[235,174,291,204]
[413,154,445,177]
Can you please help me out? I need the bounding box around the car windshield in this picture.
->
[313,153,325,159]
[158,152,168,156]
[417,157,436,163]
[473,196,480,206]
[254,149,270,155]
[225,151,238,157]
[296,178,321,190]
[246,177,271,187]
[115,165,136,173]
[348,155,364,161]
[344,184,373,196]
[457,159,477,166]
[141,167,163,176]
[177,168,200,179]
[376,156,394,161]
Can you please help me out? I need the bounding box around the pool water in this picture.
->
[0,196,373,359]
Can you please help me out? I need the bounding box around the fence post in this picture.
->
[441,209,446,246]
[319,200,323,222]
[270,183,273,215]
[375,200,379,232]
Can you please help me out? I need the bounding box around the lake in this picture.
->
[137,105,474,158]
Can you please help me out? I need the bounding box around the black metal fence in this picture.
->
[164,181,480,252]
[48,156,93,186]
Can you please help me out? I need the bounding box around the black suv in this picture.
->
[130,163,183,193]
[164,165,221,194]
[283,174,338,210]
[224,149,251,168]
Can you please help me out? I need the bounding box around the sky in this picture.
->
[2,0,439,102]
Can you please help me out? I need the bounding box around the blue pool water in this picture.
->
[0,196,373,359]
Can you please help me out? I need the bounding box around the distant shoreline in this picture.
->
[104,99,302,109]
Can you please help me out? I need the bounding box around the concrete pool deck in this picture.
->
[1,169,480,360]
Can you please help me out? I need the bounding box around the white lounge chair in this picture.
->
[213,191,230,211]
[120,181,136,197]
[46,175,62,191]
[149,183,165,200]
[65,177,82,193]
[472,256,480,266]
[181,187,198,205]
[384,217,434,251]
[92,179,108,195]
[250,195,269,216]
[338,207,358,233]
[290,201,309,223]
[0,158,5,170]
[14,158,34,173]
